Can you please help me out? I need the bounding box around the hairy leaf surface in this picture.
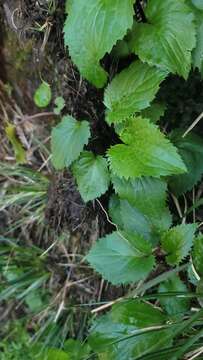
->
[104,61,167,123]
[72,151,110,202]
[51,116,90,170]
[107,117,186,178]
[161,224,197,266]
[64,0,134,88]
[86,231,155,285]
[130,0,196,79]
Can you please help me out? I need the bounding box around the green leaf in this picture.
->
[140,102,166,123]
[169,130,203,196]
[34,81,52,108]
[189,2,203,75]
[64,339,90,360]
[104,61,167,123]
[5,124,26,164]
[161,224,197,266]
[192,235,203,277]
[107,117,187,178]
[192,0,203,10]
[89,300,172,360]
[112,300,167,327]
[112,176,172,233]
[72,151,110,202]
[119,200,152,241]
[109,194,165,246]
[51,116,90,170]
[64,0,134,88]
[54,96,65,115]
[86,231,155,285]
[130,0,196,79]
[158,275,190,316]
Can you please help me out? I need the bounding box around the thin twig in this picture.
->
[183,112,203,138]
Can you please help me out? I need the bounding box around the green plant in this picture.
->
[0,162,49,232]
[49,0,203,358]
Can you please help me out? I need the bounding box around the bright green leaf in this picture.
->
[107,117,187,178]
[104,61,167,123]
[158,275,190,316]
[192,235,203,277]
[5,124,26,164]
[112,176,172,233]
[161,224,197,266]
[64,0,135,88]
[86,231,155,285]
[34,81,52,108]
[169,130,203,196]
[72,151,110,202]
[51,116,90,170]
[130,0,196,79]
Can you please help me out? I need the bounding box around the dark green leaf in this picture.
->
[140,102,166,123]
[192,235,203,277]
[169,130,203,196]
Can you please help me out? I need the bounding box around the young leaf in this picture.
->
[169,130,203,196]
[104,61,167,123]
[112,176,172,233]
[161,224,197,266]
[130,0,196,79]
[51,116,90,170]
[5,124,26,164]
[107,117,186,178]
[54,96,65,115]
[72,151,110,202]
[86,231,155,285]
[158,275,190,316]
[64,0,134,88]
[89,301,172,360]
[34,81,52,108]
[192,235,203,277]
